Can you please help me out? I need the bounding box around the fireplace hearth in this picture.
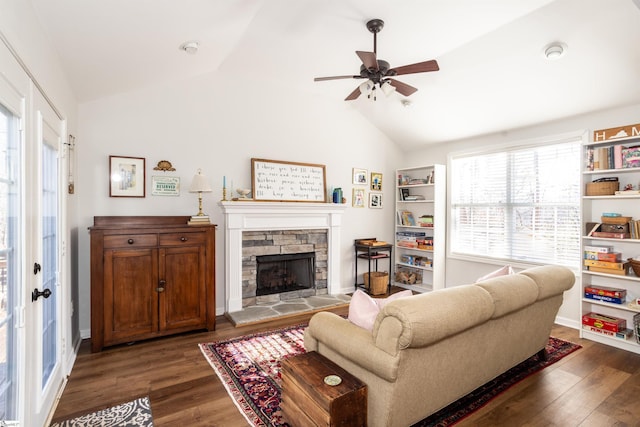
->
[256,252,316,296]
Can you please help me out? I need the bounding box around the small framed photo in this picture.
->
[151,176,180,196]
[352,188,366,208]
[369,192,382,208]
[109,155,145,197]
[353,168,368,185]
[371,172,382,191]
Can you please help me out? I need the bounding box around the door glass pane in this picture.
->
[41,141,57,387]
[0,103,19,419]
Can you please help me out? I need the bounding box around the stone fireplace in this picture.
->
[220,201,347,313]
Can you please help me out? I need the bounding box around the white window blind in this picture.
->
[450,137,582,267]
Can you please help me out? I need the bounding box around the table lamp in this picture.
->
[188,169,212,224]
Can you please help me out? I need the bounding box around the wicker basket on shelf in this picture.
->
[585,181,619,196]
[627,258,640,276]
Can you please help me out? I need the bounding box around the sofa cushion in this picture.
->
[348,290,413,331]
[374,286,495,348]
[474,273,539,318]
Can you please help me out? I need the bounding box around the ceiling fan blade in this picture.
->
[386,79,418,97]
[391,59,439,76]
[344,86,362,101]
[356,51,378,71]
[314,75,362,81]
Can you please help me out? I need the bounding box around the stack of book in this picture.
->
[188,215,211,225]
[582,312,633,340]
[583,245,628,275]
[583,285,626,304]
[396,230,426,248]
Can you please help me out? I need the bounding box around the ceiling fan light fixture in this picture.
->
[543,42,567,60]
[359,80,374,95]
[381,80,396,96]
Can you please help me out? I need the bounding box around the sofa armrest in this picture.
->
[304,311,401,382]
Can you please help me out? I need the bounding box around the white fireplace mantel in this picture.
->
[219,201,347,313]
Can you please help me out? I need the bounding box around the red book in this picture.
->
[581,312,626,332]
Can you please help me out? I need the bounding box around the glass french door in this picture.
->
[27,93,65,427]
[0,97,21,425]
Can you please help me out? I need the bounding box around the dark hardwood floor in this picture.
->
[50,306,640,426]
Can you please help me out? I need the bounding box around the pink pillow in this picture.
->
[476,265,514,282]
[348,289,413,331]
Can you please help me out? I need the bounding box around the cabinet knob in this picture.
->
[180,236,187,242]
[127,238,134,244]
[157,279,166,292]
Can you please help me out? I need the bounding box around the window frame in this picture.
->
[446,131,587,269]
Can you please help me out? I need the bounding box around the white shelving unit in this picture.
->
[394,164,446,293]
[581,134,640,354]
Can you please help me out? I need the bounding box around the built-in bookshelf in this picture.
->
[581,126,640,355]
[394,164,445,292]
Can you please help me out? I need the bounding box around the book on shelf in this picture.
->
[584,285,627,299]
[584,293,625,305]
[582,325,634,340]
[590,231,630,239]
[398,210,416,226]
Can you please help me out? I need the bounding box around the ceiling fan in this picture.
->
[314,19,439,101]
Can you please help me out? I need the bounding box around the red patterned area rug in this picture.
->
[199,326,580,427]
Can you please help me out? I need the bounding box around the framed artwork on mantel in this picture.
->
[109,155,145,197]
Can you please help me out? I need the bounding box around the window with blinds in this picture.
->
[450,136,582,267]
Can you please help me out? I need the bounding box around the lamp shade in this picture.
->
[189,169,212,193]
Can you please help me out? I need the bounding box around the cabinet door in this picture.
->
[159,245,207,331]
[103,248,159,345]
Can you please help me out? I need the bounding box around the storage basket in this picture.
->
[627,258,640,276]
[363,271,388,295]
[585,181,619,196]
[634,312,640,344]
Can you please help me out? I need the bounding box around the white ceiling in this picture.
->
[31,0,640,149]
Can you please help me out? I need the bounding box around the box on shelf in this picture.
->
[582,312,627,332]
[584,285,626,299]
[622,146,640,168]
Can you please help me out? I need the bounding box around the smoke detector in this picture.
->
[180,41,199,54]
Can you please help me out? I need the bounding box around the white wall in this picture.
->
[401,102,640,327]
[76,69,403,335]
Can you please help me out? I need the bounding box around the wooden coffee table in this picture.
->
[280,351,367,426]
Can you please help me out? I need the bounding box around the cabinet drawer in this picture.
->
[159,232,205,246]
[104,234,158,248]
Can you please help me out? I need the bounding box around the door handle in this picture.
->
[34,262,42,275]
[32,288,52,302]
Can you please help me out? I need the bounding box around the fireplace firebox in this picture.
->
[256,252,316,296]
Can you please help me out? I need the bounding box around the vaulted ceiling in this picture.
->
[31,0,640,149]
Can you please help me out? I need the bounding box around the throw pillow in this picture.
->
[476,265,514,282]
[348,289,413,331]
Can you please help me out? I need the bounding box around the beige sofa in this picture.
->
[304,265,575,427]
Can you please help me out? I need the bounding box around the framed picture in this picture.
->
[109,155,145,197]
[151,176,180,196]
[371,172,382,191]
[352,188,366,208]
[352,168,368,185]
[369,192,382,208]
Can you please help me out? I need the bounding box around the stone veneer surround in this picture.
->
[219,201,347,313]
[243,229,327,307]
